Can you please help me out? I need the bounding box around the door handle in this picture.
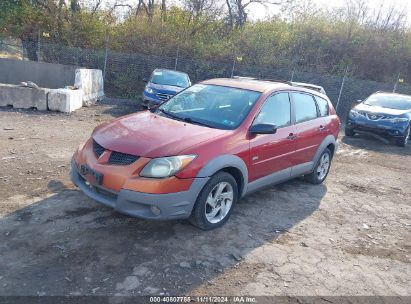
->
[319,125,326,131]
[287,133,297,140]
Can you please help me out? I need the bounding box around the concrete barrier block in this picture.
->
[48,89,83,113]
[74,69,104,106]
[0,83,48,111]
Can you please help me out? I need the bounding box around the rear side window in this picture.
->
[315,96,329,116]
[254,92,291,128]
[292,93,318,123]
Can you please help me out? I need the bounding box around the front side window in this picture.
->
[158,84,261,130]
[315,96,329,116]
[292,92,318,123]
[254,93,291,128]
[150,70,190,88]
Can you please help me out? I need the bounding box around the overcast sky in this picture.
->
[100,0,411,24]
[248,0,411,21]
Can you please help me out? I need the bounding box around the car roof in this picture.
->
[153,68,188,76]
[200,78,329,99]
[372,91,411,98]
[200,78,291,93]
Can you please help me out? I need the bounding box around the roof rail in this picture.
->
[232,76,258,80]
[259,79,292,85]
[232,76,292,85]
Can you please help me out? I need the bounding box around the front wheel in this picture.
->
[395,125,410,147]
[189,172,238,230]
[305,148,332,184]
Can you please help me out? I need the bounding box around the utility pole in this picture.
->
[103,35,109,80]
[174,46,179,71]
[336,65,349,114]
[230,59,236,78]
[393,72,401,93]
[37,29,41,61]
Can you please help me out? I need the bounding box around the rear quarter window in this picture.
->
[292,92,318,123]
[315,96,329,116]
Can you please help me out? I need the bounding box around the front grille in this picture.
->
[361,112,392,120]
[108,151,139,165]
[366,113,383,120]
[156,93,173,101]
[93,140,105,158]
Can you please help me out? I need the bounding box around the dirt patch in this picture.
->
[0,100,410,296]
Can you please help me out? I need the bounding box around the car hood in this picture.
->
[355,103,410,116]
[92,111,228,158]
[148,82,185,94]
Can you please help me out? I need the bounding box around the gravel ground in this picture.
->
[0,99,410,298]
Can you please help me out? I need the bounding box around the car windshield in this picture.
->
[157,84,261,130]
[364,94,411,110]
[150,70,189,88]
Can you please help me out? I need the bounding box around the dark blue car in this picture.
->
[345,92,411,147]
[142,69,191,107]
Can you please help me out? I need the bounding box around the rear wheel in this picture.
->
[189,172,238,230]
[395,125,410,147]
[305,148,332,184]
[345,127,355,137]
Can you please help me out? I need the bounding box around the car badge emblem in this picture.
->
[370,115,377,119]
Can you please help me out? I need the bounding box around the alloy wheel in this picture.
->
[205,182,234,224]
[317,153,330,180]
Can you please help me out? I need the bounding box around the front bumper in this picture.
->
[346,119,408,138]
[70,158,209,220]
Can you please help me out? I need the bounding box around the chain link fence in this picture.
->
[1,38,411,120]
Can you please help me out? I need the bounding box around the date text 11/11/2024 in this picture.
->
[149,296,257,303]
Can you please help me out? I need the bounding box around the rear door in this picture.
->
[249,92,297,181]
[291,92,327,165]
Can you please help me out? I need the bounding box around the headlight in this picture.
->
[145,86,155,94]
[389,117,409,123]
[140,155,197,178]
[349,109,359,118]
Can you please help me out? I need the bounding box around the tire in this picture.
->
[305,148,332,184]
[395,125,410,147]
[189,172,238,230]
[345,127,355,137]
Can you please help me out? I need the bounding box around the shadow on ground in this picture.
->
[0,179,325,296]
[341,134,411,156]
[100,97,143,117]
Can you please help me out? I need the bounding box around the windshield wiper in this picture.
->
[158,108,182,120]
[158,109,216,128]
[182,117,216,128]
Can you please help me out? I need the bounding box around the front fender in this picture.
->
[196,154,248,197]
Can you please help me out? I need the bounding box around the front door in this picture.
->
[249,92,297,182]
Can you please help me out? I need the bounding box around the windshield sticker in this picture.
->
[222,120,235,126]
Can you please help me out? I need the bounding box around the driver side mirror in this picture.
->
[249,123,277,135]
[143,78,148,83]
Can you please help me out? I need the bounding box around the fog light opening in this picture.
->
[151,206,161,216]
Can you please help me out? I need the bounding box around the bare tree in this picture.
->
[183,0,220,17]
[225,0,288,28]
